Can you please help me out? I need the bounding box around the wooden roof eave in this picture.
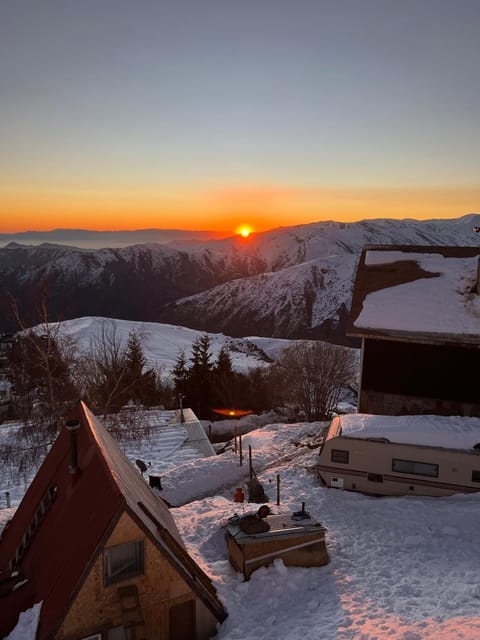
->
[346,326,480,348]
[46,500,126,640]
[76,404,227,623]
[127,503,228,623]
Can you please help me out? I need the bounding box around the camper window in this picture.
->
[472,470,480,483]
[104,540,145,586]
[331,449,349,464]
[392,458,438,478]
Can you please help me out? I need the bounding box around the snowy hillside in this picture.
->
[55,316,282,374]
[161,253,358,341]
[1,214,479,342]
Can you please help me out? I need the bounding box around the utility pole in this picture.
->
[179,394,185,423]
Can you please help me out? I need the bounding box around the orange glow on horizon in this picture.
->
[235,224,254,238]
[0,183,479,234]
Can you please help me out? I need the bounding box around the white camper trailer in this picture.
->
[318,414,480,497]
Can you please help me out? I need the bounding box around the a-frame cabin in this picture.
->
[0,402,227,640]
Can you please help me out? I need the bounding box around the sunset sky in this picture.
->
[1,0,480,234]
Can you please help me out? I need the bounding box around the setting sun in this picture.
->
[236,225,253,238]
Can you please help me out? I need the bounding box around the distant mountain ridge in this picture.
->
[1,214,479,343]
[0,228,226,250]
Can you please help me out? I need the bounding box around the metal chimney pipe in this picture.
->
[65,419,81,474]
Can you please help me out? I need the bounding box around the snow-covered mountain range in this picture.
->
[1,214,479,343]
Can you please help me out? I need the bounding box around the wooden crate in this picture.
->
[226,513,329,580]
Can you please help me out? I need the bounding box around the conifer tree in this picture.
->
[172,349,188,397]
[124,330,146,383]
[190,334,213,375]
[188,334,214,418]
[215,346,233,376]
[122,329,162,406]
[211,346,236,408]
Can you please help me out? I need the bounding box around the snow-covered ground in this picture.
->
[2,417,480,639]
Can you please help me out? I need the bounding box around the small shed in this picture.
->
[226,509,329,580]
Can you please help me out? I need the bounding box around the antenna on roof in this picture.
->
[65,419,81,475]
[178,394,185,423]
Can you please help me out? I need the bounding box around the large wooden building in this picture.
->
[0,402,226,640]
[348,245,480,417]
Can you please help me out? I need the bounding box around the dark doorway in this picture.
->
[169,600,196,640]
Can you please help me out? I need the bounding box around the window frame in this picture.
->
[391,458,439,478]
[331,448,349,464]
[103,540,145,587]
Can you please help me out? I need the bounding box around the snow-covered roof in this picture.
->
[349,246,480,343]
[337,413,480,450]
[114,407,215,480]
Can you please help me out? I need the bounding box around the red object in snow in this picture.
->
[234,488,245,503]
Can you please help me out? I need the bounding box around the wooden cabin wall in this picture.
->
[359,339,480,417]
[359,389,480,418]
[55,510,218,640]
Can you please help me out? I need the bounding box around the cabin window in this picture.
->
[331,449,349,464]
[391,458,439,478]
[104,540,144,586]
[472,470,480,483]
[81,630,134,640]
[11,484,58,568]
